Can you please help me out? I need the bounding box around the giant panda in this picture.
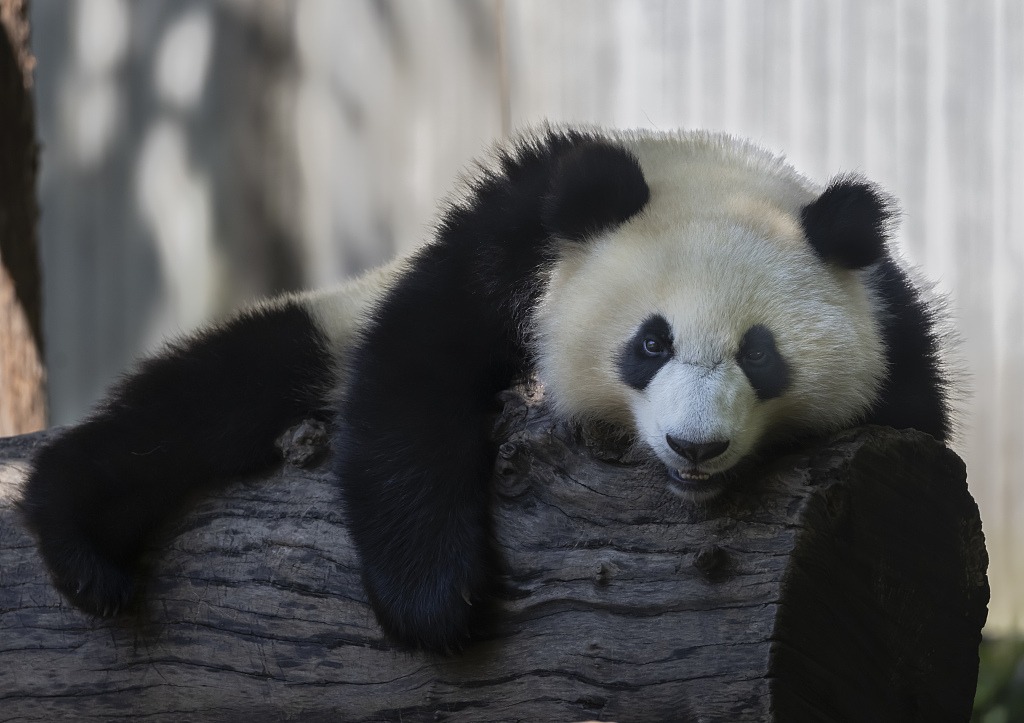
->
[18,125,950,654]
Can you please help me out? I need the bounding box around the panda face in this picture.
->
[533,134,888,499]
[619,315,790,498]
[618,316,791,491]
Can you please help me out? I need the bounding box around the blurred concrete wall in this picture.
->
[31,0,1024,633]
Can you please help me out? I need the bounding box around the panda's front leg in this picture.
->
[333,133,652,652]
[335,256,522,653]
[336,408,499,653]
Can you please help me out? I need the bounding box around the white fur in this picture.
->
[271,259,404,403]
[533,130,888,482]
[633,360,760,478]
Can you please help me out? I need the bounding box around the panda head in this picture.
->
[535,131,893,499]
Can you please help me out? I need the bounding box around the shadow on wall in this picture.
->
[33,0,308,426]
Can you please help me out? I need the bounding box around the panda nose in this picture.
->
[665,435,730,464]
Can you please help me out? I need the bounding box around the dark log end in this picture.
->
[769,427,988,722]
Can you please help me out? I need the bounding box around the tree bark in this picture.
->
[0,0,45,435]
[0,388,989,722]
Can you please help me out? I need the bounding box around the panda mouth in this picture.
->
[670,468,711,482]
[666,465,726,498]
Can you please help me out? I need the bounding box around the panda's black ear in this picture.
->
[801,176,896,269]
[542,141,650,242]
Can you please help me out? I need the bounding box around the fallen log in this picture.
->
[0,388,988,722]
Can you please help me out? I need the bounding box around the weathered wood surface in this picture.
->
[0,389,989,722]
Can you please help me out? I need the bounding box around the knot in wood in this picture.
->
[693,543,728,579]
[275,419,329,468]
[498,441,518,460]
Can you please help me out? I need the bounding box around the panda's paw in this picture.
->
[20,436,145,618]
[39,540,138,618]
[362,555,493,654]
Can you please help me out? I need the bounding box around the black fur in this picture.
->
[863,258,951,442]
[801,176,894,269]
[18,302,334,616]
[803,178,950,442]
[541,140,650,241]
[736,325,790,401]
[617,314,674,390]
[335,131,651,652]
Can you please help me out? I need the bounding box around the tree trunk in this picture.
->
[0,388,989,722]
[0,0,45,435]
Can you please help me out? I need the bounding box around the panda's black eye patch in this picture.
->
[737,325,790,400]
[619,314,674,390]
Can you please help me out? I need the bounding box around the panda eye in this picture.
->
[643,337,667,356]
[743,349,767,365]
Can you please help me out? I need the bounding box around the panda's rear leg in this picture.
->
[44,539,135,618]
[19,299,337,617]
[20,440,146,616]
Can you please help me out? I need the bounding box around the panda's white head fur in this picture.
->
[534,129,891,498]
